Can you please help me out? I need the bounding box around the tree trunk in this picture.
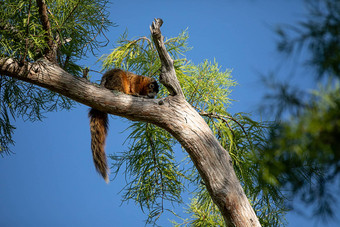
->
[0,19,261,226]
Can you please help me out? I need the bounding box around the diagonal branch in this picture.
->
[150,18,184,97]
[61,0,81,27]
[150,19,261,226]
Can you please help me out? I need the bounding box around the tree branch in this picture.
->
[22,0,32,64]
[0,57,160,122]
[150,18,184,97]
[36,0,58,62]
[150,19,261,226]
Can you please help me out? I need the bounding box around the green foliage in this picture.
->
[261,0,340,222]
[0,0,112,154]
[276,0,340,78]
[111,122,186,224]
[260,82,340,220]
[171,188,225,227]
[101,30,191,80]
[1,0,44,60]
[0,0,112,73]
[102,31,287,226]
[0,76,72,154]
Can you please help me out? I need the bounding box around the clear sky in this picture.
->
[0,1,338,226]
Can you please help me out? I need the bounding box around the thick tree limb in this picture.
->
[150,18,261,226]
[0,57,159,122]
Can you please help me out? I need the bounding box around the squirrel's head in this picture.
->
[146,79,159,98]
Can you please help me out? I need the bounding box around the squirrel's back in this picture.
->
[101,69,159,98]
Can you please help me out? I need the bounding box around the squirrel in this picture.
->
[88,69,159,183]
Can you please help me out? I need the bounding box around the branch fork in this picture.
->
[149,18,261,226]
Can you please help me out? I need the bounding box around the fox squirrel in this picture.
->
[88,69,159,183]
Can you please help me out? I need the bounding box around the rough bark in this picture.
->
[0,18,261,226]
[150,18,261,227]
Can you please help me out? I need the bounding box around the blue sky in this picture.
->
[0,0,338,226]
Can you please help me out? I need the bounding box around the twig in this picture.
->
[22,0,32,64]
[200,111,249,137]
[76,10,108,55]
[145,123,165,221]
[61,0,81,27]
[124,36,153,46]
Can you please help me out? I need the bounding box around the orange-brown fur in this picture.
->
[88,109,109,182]
[101,69,159,98]
[89,69,159,183]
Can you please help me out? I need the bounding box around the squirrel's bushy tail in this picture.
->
[88,108,109,183]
